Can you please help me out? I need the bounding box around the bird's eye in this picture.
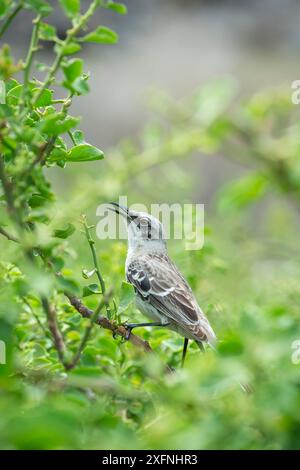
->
[136,218,149,230]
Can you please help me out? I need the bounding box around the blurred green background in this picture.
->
[1,0,300,450]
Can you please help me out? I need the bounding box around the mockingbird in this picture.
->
[110,202,217,366]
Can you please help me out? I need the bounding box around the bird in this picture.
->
[109,202,217,366]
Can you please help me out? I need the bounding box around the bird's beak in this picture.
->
[108,202,134,223]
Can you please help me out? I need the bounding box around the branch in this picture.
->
[33,0,100,105]
[65,290,113,371]
[0,159,68,368]
[44,255,173,370]
[0,156,16,216]
[23,137,55,176]
[41,296,67,367]
[43,256,164,369]
[66,293,153,354]
[0,226,18,242]
[67,294,174,373]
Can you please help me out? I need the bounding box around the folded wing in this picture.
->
[127,253,216,345]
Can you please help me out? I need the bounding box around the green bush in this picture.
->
[1,0,300,450]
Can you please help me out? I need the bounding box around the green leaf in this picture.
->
[82,283,101,297]
[35,61,49,71]
[5,78,19,93]
[0,1,9,17]
[1,136,17,151]
[62,58,83,82]
[193,78,238,126]
[53,223,75,239]
[48,146,68,163]
[82,268,96,279]
[105,1,127,15]
[39,22,57,41]
[59,0,80,18]
[71,130,85,145]
[63,64,90,95]
[0,81,6,104]
[20,126,42,145]
[6,84,23,106]
[28,194,49,208]
[80,26,118,44]
[55,160,66,168]
[65,42,81,55]
[67,144,104,162]
[39,113,80,136]
[218,332,244,356]
[117,281,135,314]
[33,88,53,107]
[24,0,52,16]
[70,76,89,95]
[0,105,11,119]
[217,173,269,214]
[57,276,80,295]
[51,256,64,272]
[55,136,68,151]
[14,278,30,297]
[56,42,81,56]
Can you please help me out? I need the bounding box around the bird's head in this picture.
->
[109,202,167,253]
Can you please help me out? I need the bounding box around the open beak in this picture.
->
[108,202,134,223]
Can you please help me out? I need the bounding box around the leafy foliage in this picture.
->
[1,0,300,451]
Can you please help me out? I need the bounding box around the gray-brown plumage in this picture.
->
[127,252,216,345]
[110,203,217,364]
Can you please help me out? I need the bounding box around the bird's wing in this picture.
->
[127,253,216,344]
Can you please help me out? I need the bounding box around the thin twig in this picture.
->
[41,296,67,367]
[23,137,55,176]
[21,96,72,177]
[0,226,18,242]
[22,297,49,337]
[0,2,23,39]
[81,214,111,316]
[68,130,76,145]
[65,290,113,371]
[0,155,22,227]
[33,0,100,105]
[23,14,41,96]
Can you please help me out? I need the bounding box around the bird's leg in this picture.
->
[124,321,169,340]
[181,338,189,368]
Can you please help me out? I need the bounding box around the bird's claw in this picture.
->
[122,322,136,340]
[125,326,133,340]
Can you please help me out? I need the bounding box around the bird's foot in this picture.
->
[123,321,169,341]
[124,323,135,340]
[125,327,132,340]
